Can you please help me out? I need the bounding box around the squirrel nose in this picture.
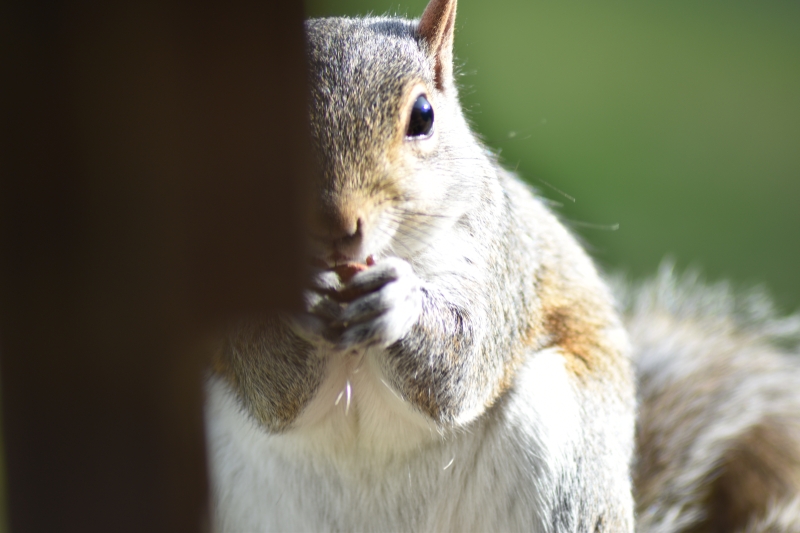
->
[310,209,363,244]
[330,217,363,243]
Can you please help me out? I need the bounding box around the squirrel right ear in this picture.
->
[417,0,457,92]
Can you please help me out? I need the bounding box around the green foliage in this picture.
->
[306,0,800,312]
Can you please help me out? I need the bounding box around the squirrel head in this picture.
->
[305,0,492,266]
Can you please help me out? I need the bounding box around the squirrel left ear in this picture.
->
[417,0,457,92]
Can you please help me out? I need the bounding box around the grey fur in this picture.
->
[613,266,800,532]
[212,9,634,531]
[207,3,800,532]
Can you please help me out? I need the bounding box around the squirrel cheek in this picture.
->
[403,166,447,207]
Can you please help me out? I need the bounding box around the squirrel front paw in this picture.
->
[290,258,423,350]
[329,257,424,350]
[290,269,344,344]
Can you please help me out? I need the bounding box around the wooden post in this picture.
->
[0,1,311,531]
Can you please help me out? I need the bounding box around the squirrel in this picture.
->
[204,0,800,531]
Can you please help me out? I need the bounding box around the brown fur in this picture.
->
[702,422,800,533]
[530,239,626,383]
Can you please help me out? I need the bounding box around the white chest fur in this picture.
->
[205,348,581,533]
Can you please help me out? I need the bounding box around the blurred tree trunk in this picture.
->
[0,1,311,532]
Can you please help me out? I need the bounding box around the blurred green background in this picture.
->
[306,0,800,313]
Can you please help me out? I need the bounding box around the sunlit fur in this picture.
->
[205,1,800,532]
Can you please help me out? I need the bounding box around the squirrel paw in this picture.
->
[331,257,423,350]
[290,269,344,344]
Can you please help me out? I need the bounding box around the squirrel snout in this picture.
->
[311,212,362,241]
[310,208,365,258]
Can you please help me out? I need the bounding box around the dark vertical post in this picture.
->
[0,1,311,532]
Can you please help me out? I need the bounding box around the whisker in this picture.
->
[393,223,436,242]
[443,456,455,470]
[345,380,352,415]
[373,225,416,256]
[380,378,405,402]
[377,218,434,246]
[566,220,620,231]
[394,209,449,220]
[538,179,575,203]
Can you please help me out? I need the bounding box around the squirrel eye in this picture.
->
[406,95,434,138]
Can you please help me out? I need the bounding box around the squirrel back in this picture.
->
[204,0,800,531]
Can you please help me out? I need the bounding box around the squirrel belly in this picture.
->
[206,348,585,533]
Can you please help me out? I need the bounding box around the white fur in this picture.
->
[206,347,582,533]
[743,497,800,533]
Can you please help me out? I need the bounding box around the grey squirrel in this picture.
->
[205,0,800,531]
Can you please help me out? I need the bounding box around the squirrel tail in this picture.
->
[613,264,800,533]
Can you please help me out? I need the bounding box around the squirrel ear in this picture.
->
[417,0,457,92]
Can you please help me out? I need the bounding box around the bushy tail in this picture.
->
[612,265,800,533]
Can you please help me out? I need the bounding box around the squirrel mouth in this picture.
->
[312,252,376,270]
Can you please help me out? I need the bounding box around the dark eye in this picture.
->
[406,95,434,138]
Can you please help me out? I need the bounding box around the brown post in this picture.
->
[0,1,310,532]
